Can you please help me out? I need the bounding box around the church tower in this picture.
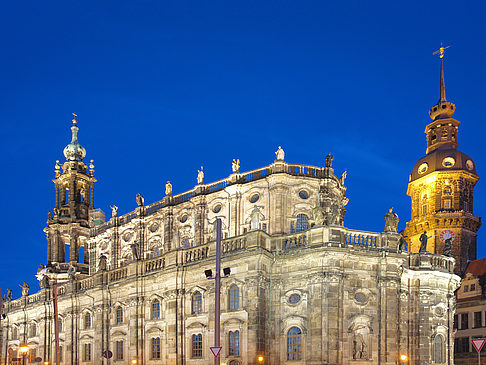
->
[404,50,481,274]
[44,115,96,272]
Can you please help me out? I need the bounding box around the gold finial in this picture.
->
[72,112,78,125]
[433,43,451,59]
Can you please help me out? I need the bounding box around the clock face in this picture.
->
[439,229,455,242]
[418,162,428,174]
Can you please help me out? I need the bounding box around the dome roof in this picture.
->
[63,120,86,161]
[410,148,477,182]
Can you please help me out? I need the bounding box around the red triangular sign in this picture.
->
[472,338,486,353]
[210,346,222,358]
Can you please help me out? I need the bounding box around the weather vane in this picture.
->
[433,42,451,59]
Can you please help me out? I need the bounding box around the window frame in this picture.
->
[116,306,123,325]
[228,330,240,356]
[192,291,203,315]
[228,285,240,311]
[287,326,302,361]
[192,334,203,358]
[151,337,161,359]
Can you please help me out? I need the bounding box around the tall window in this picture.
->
[474,312,482,328]
[83,343,92,361]
[116,340,124,360]
[229,285,240,310]
[443,199,451,209]
[192,291,202,314]
[151,299,161,320]
[295,214,309,233]
[116,307,123,324]
[30,323,36,337]
[58,319,63,333]
[461,313,469,329]
[151,338,161,359]
[192,334,203,358]
[433,335,444,363]
[12,327,18,340]
[58,346,63,362]
[84,313,92,329]
[287,327,302,360]
[183,238,192,249]
[228,331,240,356]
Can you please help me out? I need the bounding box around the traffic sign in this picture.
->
[210,346,222,358]
[102,350,113,359]
[472,338,486,353]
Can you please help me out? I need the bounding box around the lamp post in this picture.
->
[399,354,408,364]
[19,345,29,365]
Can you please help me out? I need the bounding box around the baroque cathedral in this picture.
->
[0,54,479,365]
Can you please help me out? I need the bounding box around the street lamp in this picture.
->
[19,345,29,365]
[400,354,408,363]
[130,359,137,365]
[257,355,264,363]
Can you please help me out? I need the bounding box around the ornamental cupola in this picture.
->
[63,115,87,161]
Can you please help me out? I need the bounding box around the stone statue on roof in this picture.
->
[275,146,285,161]
[232,159,240,173]
[21,282,29,297]
[110,205,118,217]
[197,167,204,185]
[384,208,399,233]
[136,193,144,207]
[165,181,172,196]
[325,152,334,168]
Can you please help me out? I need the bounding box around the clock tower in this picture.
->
[404,51,481,274]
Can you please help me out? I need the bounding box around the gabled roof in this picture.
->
[465,258,486,277]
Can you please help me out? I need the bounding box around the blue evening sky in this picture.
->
[1,1,485,298]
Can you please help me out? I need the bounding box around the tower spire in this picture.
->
[439,56,446,103]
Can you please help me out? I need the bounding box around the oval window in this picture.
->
[418,162,428,174]
[250,194,260,203]
[180,215,188,223]
[354,292,367,304]
[299,190,309,199]
[442,157,455,168]
[466,160,474,171]
[212,204,222,213]
[288,293,301,304]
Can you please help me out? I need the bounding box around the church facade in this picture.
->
[1,56,474,365]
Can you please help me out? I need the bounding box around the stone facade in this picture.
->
[0,126,461,365]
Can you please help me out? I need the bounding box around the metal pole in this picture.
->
[53,282,60,365]
[214,218,222,365]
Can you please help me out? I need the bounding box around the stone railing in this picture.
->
[408,253,455,273]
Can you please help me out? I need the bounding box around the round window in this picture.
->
[212,204,222,213]
[180,215,188,223]
[299,190,309,199]
[149,222,159,233]
[442,157,455,168]
[418,162,428,174]
[288,293,301,304]
[466,159,474,171]
[250,194,260,203]
[354,292,368,304]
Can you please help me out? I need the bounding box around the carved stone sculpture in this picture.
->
[197,167,204,185]
[6,289,12,301]
[21,282,29,296]
[443,237,453,257]
[67,265,76,281]
[232,159,240,173]
[325,152,334,167]
[384,207,399,232]
[419,231,430,253]
[99,255,107,271]
[136,193,144,207]
[165,181,172,196]
[275,146,285,161]
[110,204,118,217]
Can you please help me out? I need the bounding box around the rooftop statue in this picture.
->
[21,282,29,297]
[419,231,432,253]
[325,152,334,168]
[165,181,172,196]
[232,159,240,173]
[197,167,204,185]
[275,146,285,161]
[110,205,118,217]
[384,207,399,233]
[136,193,144,207]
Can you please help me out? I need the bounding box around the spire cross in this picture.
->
[72,113,78,125]
[433,43,451,59]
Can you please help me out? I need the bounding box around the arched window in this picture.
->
[295,214,309,233]
[229,330,240,356]
[12,327,18,340]
[30,323,36,337]
[287,327,302,360]
[433,335,444,363]
[84,313,92,329]
[151,337,161,359]
[192,334,203,358]
[58,319,63,333]
[183,238,192,249]
[422,193,428,216]
[151,299,161,320]
[228,285,240,310]
[116,307,123,324]
[192,291,202,314]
